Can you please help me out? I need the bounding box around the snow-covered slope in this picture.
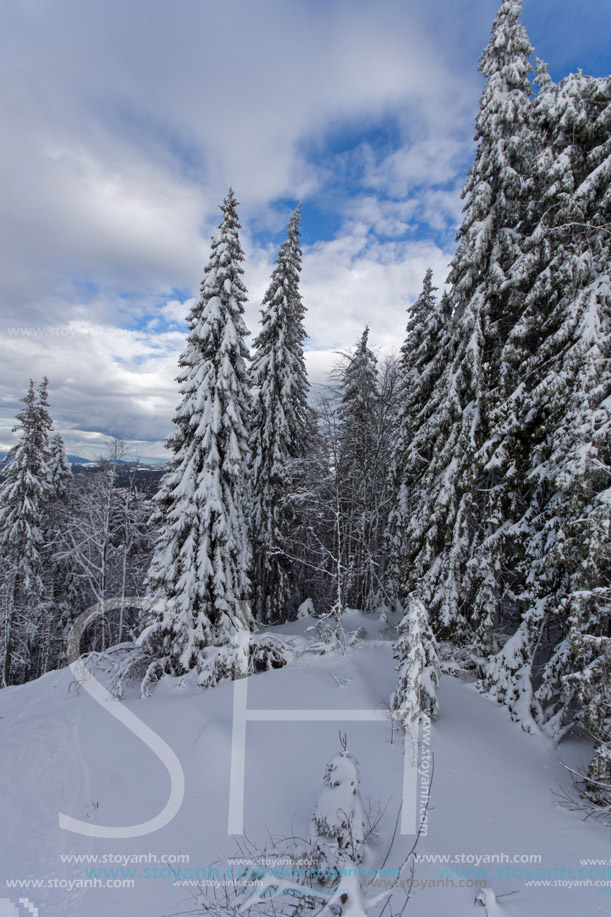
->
[0,612,607,916]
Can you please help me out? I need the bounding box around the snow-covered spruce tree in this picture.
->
[480,73,611,742]
[41,430,75,671]
[391,596,440,728]
[209,741,396,917]
[310,740,367,866]
[336,327,378,609]
[139,190,253,690]
[0,379,55,685]
[336,327,391,610]
[384,269,448,615]
[26,380,62,680]
[282,205,310,449]
[249,205,310,624]
[395,0,536,644]
[49,433,73,498]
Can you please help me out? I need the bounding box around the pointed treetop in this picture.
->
[406,269,438,331]
[287,205,302,262]
[422,266,434,295]
[219,187,240,228]
[416,268,438,312]
[345,325,377,379]
[534,58,553,90]
[481,0,533,87]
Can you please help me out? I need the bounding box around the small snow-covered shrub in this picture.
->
[107,645,154,698]
[197,737,411,917]
[296,597,315,618]
[391,596,440,726]
[437,640,480,680]
[248,633,293,672]
[351,626,368,643]
[304,615,346,655]
[584,743,611,810]
[310,745,367,864]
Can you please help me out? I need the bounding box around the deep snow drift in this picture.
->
[0,610,608,916]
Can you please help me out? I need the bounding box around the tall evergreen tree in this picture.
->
[49,434,73,498]
[42,431,74,671]
[384,270,448,614]
[140,190,253,689]
[0,379,54,685]
[336,328,381,609]
[283,205,310,451]
[394,0,536,639]
[480,73,611,740]
[249,206,310,623]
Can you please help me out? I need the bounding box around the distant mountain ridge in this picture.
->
[0,451,165,467]
[0,453,165,496]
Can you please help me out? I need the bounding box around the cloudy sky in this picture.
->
[0,0,609,459]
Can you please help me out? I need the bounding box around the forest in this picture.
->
[1,0,610,833]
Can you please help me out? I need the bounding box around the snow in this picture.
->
[297,597,316,618]
[310,750,366,860]
[0,611,608,916]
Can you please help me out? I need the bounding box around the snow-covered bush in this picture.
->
[296,597,315,618]
[248,633,294,673]
[197,737,411,917]
[310,742,367,865]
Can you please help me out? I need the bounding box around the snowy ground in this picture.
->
[0,610,608,916]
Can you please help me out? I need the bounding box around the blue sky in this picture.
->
[0,0,609,459]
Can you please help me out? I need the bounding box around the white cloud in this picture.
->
[300,234,451,357]
[0,0,602,455]
[0,0,478,310]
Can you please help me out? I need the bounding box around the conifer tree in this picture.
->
[394,0,536,640]
[384,270,448,614]
[336,327,385,609]
[249,206,309,623]
[480,73,611,738]
[391,596,440,727]
[49,434,73,498]
[283,205,310,451]
[42,431,74,670]
[310,742,367,865]
[140,190,253,689]
[0,379,54,685]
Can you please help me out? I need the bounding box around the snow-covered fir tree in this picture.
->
[480,72,611,750]
[249,205,310,624]
[140,190,253,690]
[0,379,55,685]
[384,269,448,615]
[390,0,536,642]
[310,741,367,865]
[391,596,440,728]
[42,431,74,669]
[49,433,73,498]
[336,327,387,610]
